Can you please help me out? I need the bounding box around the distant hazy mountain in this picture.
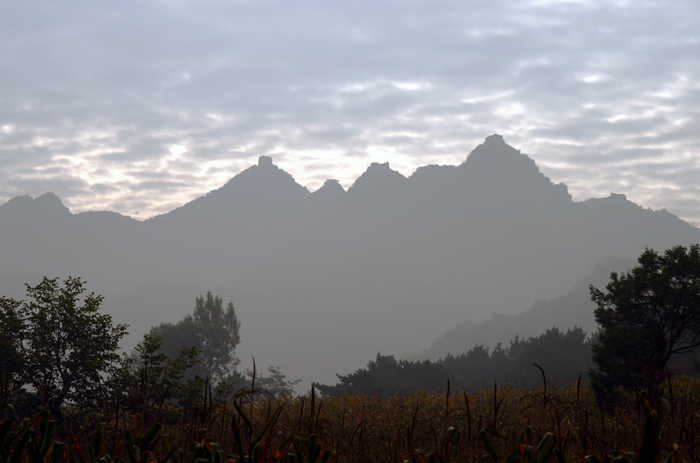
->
[406,256,635,361]
[1,134,698,386]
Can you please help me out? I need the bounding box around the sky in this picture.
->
[1,0,699,225]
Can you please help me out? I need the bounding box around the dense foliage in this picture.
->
[0,277,127,424]
[316,354,456,396]
[589,244,700,407]
[149,291,241,383]
[146,292,299,399]
[317,327,593,395]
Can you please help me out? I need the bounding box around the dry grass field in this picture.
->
[5,376,699,462]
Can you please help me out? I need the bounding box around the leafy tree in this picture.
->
[441,343,518,389]
[441,345,493,389]
[148,321,207,380]
[189,291,241,380]
[1,277,128,423]
[0,296,23,408]
[108,334,200,423]
[488,343,516,382]
[441,328,592,389]
[589,244,700,407]
[149,291,241,383]
[509,327,592,384]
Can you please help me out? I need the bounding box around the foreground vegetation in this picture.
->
[2,244,699,460]
[3,376,700,462]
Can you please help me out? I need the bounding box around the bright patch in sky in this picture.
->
[168,145,187,160]
[581,75,604,83]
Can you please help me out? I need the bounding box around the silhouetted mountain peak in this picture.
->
[35,192,69,210]
[311,179,346,210]
[458,135,571,203]
[219,156,309,197]
[484,133,506,145]
[148,155,309,223]
[608,192,627,201]
[462,134,539,174]
[348,162,407,196]
[0,194,33,211]
[201,155,309,201]
[314,179,346,196]
[258,155,274,167]
[0,192,71,221]
[366,162,393,174]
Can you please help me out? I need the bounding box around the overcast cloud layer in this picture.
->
[1,0,699,224]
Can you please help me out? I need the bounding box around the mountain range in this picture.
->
[1,134,698,385]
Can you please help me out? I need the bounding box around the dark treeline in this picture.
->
[317,327,592,396]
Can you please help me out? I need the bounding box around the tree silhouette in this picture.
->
[150,291,241,383]
[589,244,700,407]
[1,277,127,423]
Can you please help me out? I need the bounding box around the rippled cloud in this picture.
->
[0,0,698,224]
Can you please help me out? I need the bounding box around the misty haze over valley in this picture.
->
[1,135,699,387]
